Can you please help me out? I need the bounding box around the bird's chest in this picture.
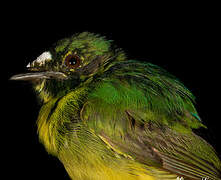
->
[37,94,81,155]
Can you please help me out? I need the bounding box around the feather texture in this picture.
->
[36,60,221,179]
[11,32,221,180]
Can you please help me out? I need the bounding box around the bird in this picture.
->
[10,32,221,180]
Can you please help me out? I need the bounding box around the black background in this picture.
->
[3,3,220,179]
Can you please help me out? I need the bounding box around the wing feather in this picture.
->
[81,102,221,180]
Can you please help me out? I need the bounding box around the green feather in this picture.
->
[11,32,221,180]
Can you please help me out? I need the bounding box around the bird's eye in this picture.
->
[65,54,81,69]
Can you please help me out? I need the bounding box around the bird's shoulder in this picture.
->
[85,60,204,130]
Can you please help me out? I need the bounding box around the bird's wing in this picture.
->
[80,61,221,179]
[81,102,221,180]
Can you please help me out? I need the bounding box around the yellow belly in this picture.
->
[65,165,157,180]
[65,166,177,180]
[58,142,177,180]
[61,155,177,180]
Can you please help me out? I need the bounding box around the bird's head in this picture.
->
[10,32,126,102]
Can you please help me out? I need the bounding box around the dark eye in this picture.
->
[65,54,81,69]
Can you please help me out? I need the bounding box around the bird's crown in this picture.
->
[28,32,125,75]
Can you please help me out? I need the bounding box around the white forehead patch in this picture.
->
[27,51,52,67]
[36,51,52,64]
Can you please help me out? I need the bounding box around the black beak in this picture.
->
[10,71,67,81]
